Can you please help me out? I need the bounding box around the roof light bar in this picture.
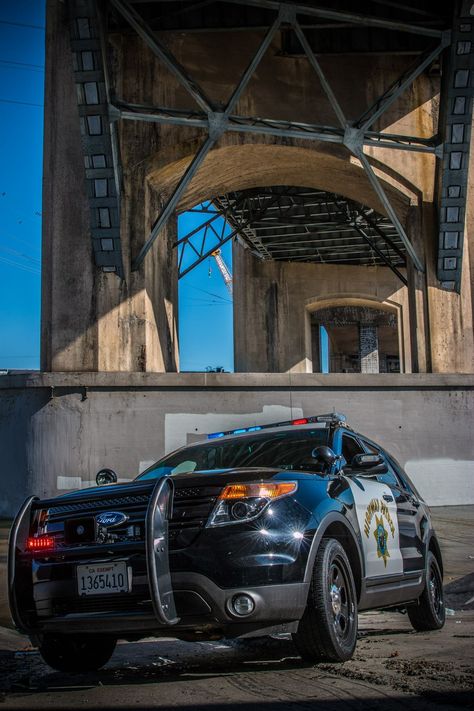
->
[207,413,346,439]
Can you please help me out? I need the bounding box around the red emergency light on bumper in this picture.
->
[27,536,55,551]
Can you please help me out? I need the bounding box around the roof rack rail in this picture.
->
[207,413,347,439]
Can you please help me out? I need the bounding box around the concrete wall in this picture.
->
[1,373,473,517]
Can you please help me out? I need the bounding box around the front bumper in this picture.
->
[32,568,309,638]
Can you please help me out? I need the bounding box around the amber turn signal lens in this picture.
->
[27,536,55,551]
[219,482,297,500]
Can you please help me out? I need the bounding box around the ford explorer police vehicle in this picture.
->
[9,413,445,672]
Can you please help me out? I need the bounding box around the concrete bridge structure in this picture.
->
[2,0,474,514]
[42,0,474,375]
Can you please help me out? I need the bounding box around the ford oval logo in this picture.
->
[95,511,128,528]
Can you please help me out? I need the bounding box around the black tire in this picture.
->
[407,551,445,631]
[38,634,116,672]
[293,537,358,663]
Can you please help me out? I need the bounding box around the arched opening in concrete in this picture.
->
[175,182,410,373]
[148,143,416,219]
[308,300,403,374]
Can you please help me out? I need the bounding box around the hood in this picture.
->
[39,467,289,506]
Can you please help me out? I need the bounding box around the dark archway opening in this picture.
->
[311,305,400,374]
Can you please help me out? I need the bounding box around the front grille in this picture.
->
[41,483,222,550]
[48,494,150,517]
[44,493,150,548]
[170,485,221,547]
[171,486,221,528]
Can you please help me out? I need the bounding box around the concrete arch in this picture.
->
[303,293,408,374]
[146,142,414,222]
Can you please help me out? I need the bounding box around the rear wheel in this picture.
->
[38,634,116,672]
[407,551,445,631]
[293,538,357,663]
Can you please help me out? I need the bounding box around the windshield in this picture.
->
[137,428,329,481]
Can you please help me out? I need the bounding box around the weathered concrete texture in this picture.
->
[41,1,179,373]
[1,373,473,516]
[233,245,411,373]
[41,1,474,374]
[41,0,98,371]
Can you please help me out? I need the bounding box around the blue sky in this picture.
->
[0,1,45,371]
[0,1,234,373]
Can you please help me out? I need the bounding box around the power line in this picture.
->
[185,284,232,304]
[0,255,40,275]
[0,245,41,265]
[0,195,44,230]
[0,230,41,253]
[0,59,44,72]
[0,97,43,107]
[0,19,45,30]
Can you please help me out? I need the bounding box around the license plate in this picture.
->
[77,561,129,596]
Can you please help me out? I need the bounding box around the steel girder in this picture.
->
[177,186,408,283]
[67,0,124,277]
[436,1,474,292]
[71,0,466,288]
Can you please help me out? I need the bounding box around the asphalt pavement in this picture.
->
[0,506,473,710]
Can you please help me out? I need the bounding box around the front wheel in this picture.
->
[293,538,358,663]
[37,634,117,672]
[407,551,445,631]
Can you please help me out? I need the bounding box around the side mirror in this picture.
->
[96,468,118,486]
[311,446,344,475]
[350,453,388,475]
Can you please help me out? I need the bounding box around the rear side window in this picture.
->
[361,440,402,489]
[342,435,365,464]
[387,454,421,497]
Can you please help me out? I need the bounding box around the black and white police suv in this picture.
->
[9,413,445,672]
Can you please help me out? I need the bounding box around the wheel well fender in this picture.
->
[304,513,363,602]
[427,533,444,578]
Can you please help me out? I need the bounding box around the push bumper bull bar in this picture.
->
[8,477,180,634]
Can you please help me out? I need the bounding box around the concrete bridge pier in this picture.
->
[40,0,178,373]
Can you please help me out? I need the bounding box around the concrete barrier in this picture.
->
[1,372,473,516]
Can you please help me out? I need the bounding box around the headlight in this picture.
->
[207,482,297,527]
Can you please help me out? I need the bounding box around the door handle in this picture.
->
[383,494,393,502]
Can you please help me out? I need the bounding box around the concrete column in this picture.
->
[41,1,179,373]
[41,0,98,371]
[359,324,379,373]
[424,204,474,373]
[311,324,321,373]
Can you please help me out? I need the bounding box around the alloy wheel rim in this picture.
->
[328,556,354,640]
[429,562,443,616]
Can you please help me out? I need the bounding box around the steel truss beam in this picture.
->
[122,2,282,269]
[177,190,287,277]
[113,100,440,154]
[93,0,456,279]
[327,195,408,283]
[207,0,444,38]
[354,34,450,131]
[176,186,408,280]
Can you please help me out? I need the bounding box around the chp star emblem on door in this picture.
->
[374,514,390,566]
